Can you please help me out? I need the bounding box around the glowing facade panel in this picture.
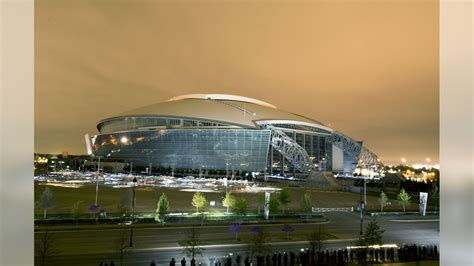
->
[92,129,271,172]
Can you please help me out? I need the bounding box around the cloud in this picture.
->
[35,0,439,164]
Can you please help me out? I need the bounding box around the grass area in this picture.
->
[34,181,437,218]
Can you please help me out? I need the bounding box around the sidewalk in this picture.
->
[34,219,329,232]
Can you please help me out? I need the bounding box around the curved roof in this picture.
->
[100,94,331,131]
[167,94,278,109]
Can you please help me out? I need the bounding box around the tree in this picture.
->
[431,184,439,211]
[232,197,248,216]
[249,226,272,257]
[38,187,56,219]
[35,231,60,266]
[282,224,294,240]
[71,200,85,224]
[115,229,129,266]
[300,193,312,212]
[397,188,411,212]
[117,191,132,221]
[257,193,265,215]
[222,192,236,213]
[300,193,313,221]
[155,193,170,224]
[88,204,99,218]
[308,225,325,253]
[179,227,205,260]
[269,197,280,222]
[379,191,388,212]
[279,187,291,214]
[251,225,262,234]
[230,222,242,240]
[363,218,384,246]
[192,192,207,213]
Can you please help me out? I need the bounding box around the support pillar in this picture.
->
[293,131,297,177]
[270,147,274,176]
[280,153,284,176]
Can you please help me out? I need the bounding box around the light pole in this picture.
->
[231,164,235,180]
[129,177,137,247]
[364,173,367,205]
[225,159,230,179]
[94,156,102,207]
[359,178,364,237]
[358,162,367,238]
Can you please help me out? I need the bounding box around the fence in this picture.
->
[312,207,354,213]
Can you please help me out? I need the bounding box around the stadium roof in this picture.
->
[167,94,278,109]
[100,94,331,130]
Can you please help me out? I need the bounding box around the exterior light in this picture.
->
[120,136,129,144]
[130,176,138,247]
[36,157,48,164]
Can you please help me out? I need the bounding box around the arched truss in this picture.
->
[328,131,383,169]
[263,125,314,173]
[262,125,383,174]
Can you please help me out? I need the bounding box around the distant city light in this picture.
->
[401,158,407,164]
[35,156,48,164]
[412,164,440,170]
[347,244,399,250]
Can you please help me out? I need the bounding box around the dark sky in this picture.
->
[35,0,439,165]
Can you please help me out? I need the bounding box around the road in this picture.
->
[36,212,439,266]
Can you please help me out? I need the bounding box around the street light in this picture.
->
[129,177,138,247]
[359,174,364,237]
[225,159,230,179]
[363,171,367,205]
[94,156,102,207]
[357,161,367,237]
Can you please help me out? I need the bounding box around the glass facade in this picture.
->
[269,123,330,134]
[93,128,271,172]
[98,116,235,134]
[91,115,353,174]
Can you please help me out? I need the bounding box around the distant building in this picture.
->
[86,94,381,176]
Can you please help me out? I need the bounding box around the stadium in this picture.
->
[86,94,381,177]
